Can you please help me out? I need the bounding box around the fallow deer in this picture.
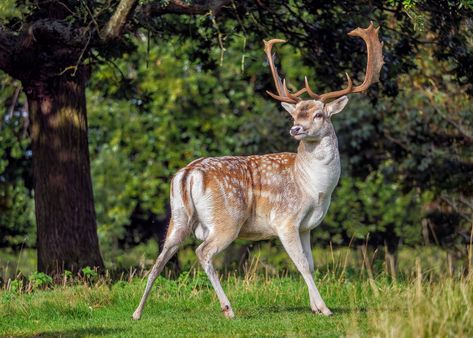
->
[132,22,384,320]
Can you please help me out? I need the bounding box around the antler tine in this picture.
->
[266,90,301,104]
[264,39,300,104]
[304,76,321,100]
[347,22,384,93]
[319,73,353,102]
[283,79,306,101]
[308,22,384,103]
[266,76,301,103]
[293,87,308,96]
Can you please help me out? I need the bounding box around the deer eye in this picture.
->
[314,112,324,119]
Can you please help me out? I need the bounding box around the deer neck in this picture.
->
[294,126,341,201]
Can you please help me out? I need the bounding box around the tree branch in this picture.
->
[0,0,233,77]
[137,0,231,17]
[101,0,138,41]
[101,0,231,42]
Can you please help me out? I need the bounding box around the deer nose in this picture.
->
[290,125,304,136]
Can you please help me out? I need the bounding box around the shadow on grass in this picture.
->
[269,306,311,313]
[331,307,368,315]
[242,305,368,318]
[7,327,125,337]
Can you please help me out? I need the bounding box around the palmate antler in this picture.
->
[265,22,384,103]
[263,39,307,104]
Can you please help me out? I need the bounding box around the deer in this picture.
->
[132,22,383,320]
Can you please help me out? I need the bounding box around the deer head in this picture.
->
[264,22,384,141]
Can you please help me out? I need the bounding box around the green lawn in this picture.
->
[1,270,472,337]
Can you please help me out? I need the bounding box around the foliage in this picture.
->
[7,278,22,293]
[0,0,472,263]
[28,271,52,290]
[320,166,427,249]
[0,79,34,249]
[81,266,98,280]
[87,33,295,253]
[0,0,29,21]
[85,23,471,254]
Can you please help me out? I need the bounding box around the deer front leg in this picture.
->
[300,231,314,274]
[278,226,332,316]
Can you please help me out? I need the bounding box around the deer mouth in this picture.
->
[293,132,307,140]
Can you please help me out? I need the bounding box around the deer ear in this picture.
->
[281,102,296,116]
[324,96,349,117]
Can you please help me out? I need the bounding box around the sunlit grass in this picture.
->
[1,263,472,337]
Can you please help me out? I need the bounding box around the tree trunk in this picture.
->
[24,69,104,275]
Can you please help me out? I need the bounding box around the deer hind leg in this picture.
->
[132,215,192,320]
[278,227,332,316]
[195,226,240,319]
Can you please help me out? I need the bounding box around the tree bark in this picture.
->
[24,68,104,275]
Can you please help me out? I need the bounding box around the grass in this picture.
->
[1,243,472,337]
[1,266,472,337]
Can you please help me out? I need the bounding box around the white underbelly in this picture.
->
[238,217,278,240]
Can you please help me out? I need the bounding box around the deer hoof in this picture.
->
[132,310,142,321]
[223,305,235,319]
[321,307,333,316]
[312,306,332,316]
